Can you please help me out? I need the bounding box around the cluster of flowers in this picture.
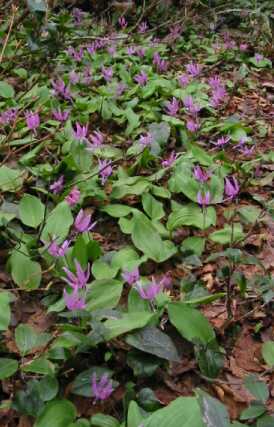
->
[122,267,172,300]
[0,107,17,125]
[208,75,227,108]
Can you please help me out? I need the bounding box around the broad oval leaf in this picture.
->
[19,194,45,228]
[34,399,76,427]
[41,201,73,242]
[0,358,18,380]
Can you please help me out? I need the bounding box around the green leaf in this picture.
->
[103,312,154,341]
[101,204,132,218]
[168,302,215,345]
[90,413,120,427]
[127,401,145,427]
[111,246,139,270]
[181,237,205,256]
[10,250,42,290]
[197,389,230,427]
[34,400,76,427]
[142,193,165,220]
[38,376,59,401]
[41,201,73,242]
[15,324,51,355]
[256,415,274,427]
[148,122,171,146]
[167,204,216,230]
[125,326,180,362]
[262,341,274,367]
[209,224,245,244]
[92,260,118,280]
[22,357,55,375]
[143,397,204,427]
[86,280,123,311]
[0,291,11,331]
[27,0,47,12]
[0,358,18,380]
[240,404,266,420]
[0,81,14,98]
[244,374,269,403]
[238,206,261,224]
[131,212,176,262]
[127,351,160,377]
[19,194,45,228]
[71,367,113,397]
[0,166,23,192]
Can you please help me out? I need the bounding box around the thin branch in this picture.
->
[0,4,18,64]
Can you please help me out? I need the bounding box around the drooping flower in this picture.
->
[136,47,146,57]
[183,95,201,115]
[72,7,84,25]
[161,151,177,168]
[87,130,104,150]
[74,209,96,233]
[153,52,168,73]
[139,132,153,147]
[101,66,113,82]
[208,75,222,89]
[134,70,148,86]
[193,165,210,183]
[122,267,140,285]
[0,108,17,125]
[254,53,263,63]
[108,45,116,56]
[210,85,227,107]
[178,73,190,87]
[197,190,211,208]
[69,70,80,84]
[116,82,127,97]
[52,109,69,122]
[119,16,127,29]
[98,159,113,185]
[73,122,88,142]
[186,118,200,133]
[63,260,90,290]
[91,373,114,402]
[138,21,148,33]
[165,97,180,116]
[67,47,84,62]
[213,136,230,147]
[224,176,239,200]
[186,62,201,77]
[82,67,92,85]
[52,79,72,101]
[63,288,86,311]
[25,111,40,134]
[65,186,81,206]
[127,46,136,55]
[159,272,172,289]
[50,175,65,194]
[47,237,70,257]
[239,43,248,51]
[135,278,162,300]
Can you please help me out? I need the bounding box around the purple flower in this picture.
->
[224,176,239,199]
[136,47,146,57]
[168,24,182,41]
[210,85,227,107]
[73,122,88,141]
[82,67,92,85]
[161,151,177,168]
[208,75,222,89]
[193,165,210,183]
[239,43,248,51]
[197,191,210,208]
[91,373,113,402]
[52,109,69,122]
[47,237,70,257]
[213,136,230,147]
[63,288,86,311]
[68,47,84,62]
[98,159,113,185]
[101,66,113,82]
[52,79,72,101]
[69,70,80,84]
[63,260,90,290]
[25,111,40,134]
[0,108,17,125]
[153,52,168,73]
[116,82,127,97]
[119,16,127,29]
[134,70,148,86]
[186,118,200,133]
[178,74,190,87]
[72,8,84,25]
[74,209,96,233]
[65,186,81,206]
[255,53,264,63]
[138,21,148,33]
[183,95,201,115]
[139,132,153,147]
[135,278,162,301]
[127,46,136,55]
[186,62,201,77]
[159,272,172,289]
[87,130,104,150]
[50,175,65,194]
[122,267,140,285]
[165,97,180,116]
[86,43,96,55]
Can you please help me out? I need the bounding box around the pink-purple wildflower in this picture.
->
[50,175,65,194]
[193,165,210,183]
[25,111,40,134]
[161,151,177,168]
[63,260,90,290]
[165,97,180,116]
[139,132,153,147]
[63,288,86,311]
[87,130,104,150]
[73,122,88,141]
[52,79,72,101]
[0,108,17,125]
[197,190,211,208]
[135,278,162,301]
[52,110,69,122]
[98,159,113,185]
[186,118,200,133]
[138,21,148,33]
[134,70,148,86]
[178,73,190,87]
[224,176,239,200]
[91,373,114,402]
[69,70,80,84]
[74,209,96,233]
[214,136,230,148]
[119,16,127,29]
[65,186,81,206]
[101,66,113,82]
[122,267,140,285]
[47,237,70,258]
[186,62,201,77]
